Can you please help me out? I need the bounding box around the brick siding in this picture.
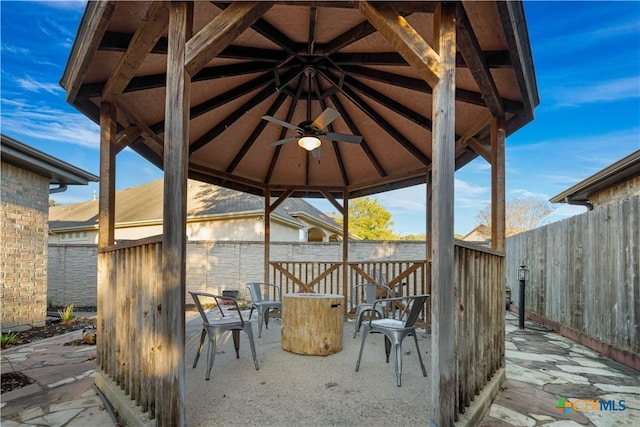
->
[1,163,49,329]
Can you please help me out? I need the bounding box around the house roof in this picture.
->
[60,1,538,200]
[549,150,640,207]
[1,134,99,186]
[49,178,342,233]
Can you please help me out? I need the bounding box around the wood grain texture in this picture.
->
[357,1,439,88]
[430,3,457,425]
[102,2,169,102]
[490,116,506,251]
[506,196,640,356]
[185,2,273,75]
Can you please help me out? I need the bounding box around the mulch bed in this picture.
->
[1,316,97,394]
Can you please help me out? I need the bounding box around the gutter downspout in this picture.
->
[49,184,68,194]
[564,196,593,211]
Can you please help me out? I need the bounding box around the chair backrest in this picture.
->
[247,283,264,303]
[403,294,429,328]
[190,291,245,325]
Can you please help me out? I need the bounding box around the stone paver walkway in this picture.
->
[1,312,638,426]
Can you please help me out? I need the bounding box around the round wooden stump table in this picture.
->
[281,293,344,355]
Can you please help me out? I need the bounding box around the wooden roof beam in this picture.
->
[357,1,439,88]
[456,4,504,117]
[327,92,387,178]
[454,113,493,162]
[150,71,275,134]
[79,61,277,98]
[322,70,431,166]
[61,1,116,102]
[101,2,169,103]
[265,77,305,184]
[226,91,288,173]
[185,1,273,76]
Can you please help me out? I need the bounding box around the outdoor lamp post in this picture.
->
[518,263,529,329]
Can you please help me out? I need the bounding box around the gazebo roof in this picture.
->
[61,1,538,199]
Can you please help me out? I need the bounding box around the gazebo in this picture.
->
[61,1,538,425]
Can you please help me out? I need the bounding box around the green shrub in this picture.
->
[58,304,75,323]
[1,331,19,347]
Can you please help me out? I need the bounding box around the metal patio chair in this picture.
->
[352,283,392,338]
[246,283,282,338]
[355,294,429,386]
[190,291,259,380]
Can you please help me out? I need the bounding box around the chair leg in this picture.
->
[413,333,427,377]
[353,308,368,338]
[384,336,391,363]
[393,340,403,387]
[249,306,255,320]
[193,328,207,368]
[257,310,264,338]
[355,326,370,372]
[232,329,240,359]
[206,331,221,381]
[244,325,260,370]
[264,309,270,330]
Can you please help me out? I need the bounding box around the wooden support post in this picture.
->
[161,3,192,426]
[342,190,349,316]
[98,101,116,372]
[491,116,506,251]
[426,170,433,260]
[264,187,271,287]
[431,3,457,426]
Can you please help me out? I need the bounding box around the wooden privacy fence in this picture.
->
[454,242,505,417]
[506,196,640,359]
[97,236,162,421]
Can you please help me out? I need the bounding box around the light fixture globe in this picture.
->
[298,136,321,151]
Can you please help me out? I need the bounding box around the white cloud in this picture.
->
[510,188,551,200]
[2,44,30,55]
[1,99,100,149]
[16,76,63,94]
[548,76,640,108]
[455,178,490,208]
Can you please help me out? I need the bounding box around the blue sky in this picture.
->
[1,1,639,236]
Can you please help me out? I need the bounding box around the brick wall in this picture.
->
[1,163,49,330]
[48,240,427,306]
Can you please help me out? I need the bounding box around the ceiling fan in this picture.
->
[262,67,362,157]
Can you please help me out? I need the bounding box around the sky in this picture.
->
[1,1,639,236]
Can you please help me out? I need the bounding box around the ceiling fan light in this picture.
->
[298,136,321,151]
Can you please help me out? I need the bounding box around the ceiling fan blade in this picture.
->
[311,146,324,158]
[311,107,340,130]
[262,115,301,131]
[266,136,299,147]
[323,132,363,144]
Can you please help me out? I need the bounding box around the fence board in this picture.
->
[507,196,640,357]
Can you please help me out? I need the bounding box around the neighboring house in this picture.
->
[1,134,98,330]
[49,178,348,243]
[462,224,490,243]
[550,149,640,209]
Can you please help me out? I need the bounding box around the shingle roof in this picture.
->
[49,178,340,232]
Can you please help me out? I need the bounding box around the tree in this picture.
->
[335,196,397,240]
[474,197,554,238]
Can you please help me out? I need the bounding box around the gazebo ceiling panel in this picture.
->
[62,1,539,198]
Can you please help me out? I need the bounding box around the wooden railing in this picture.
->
[269,260,431,326]
[454,241,505,417]
[97,236,163,422]
[96,239,503,424]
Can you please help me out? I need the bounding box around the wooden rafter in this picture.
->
[101,2,169,102]
[79,61,277,98]
[189,68,299,153]
[322,69,431,165]
[226,91,288,173]
[62,1,115,102]
[328,93,386,178]
[456,4,504,117]
[454,112,493,162]
[357,1,439,87]
[185,1,273,76]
